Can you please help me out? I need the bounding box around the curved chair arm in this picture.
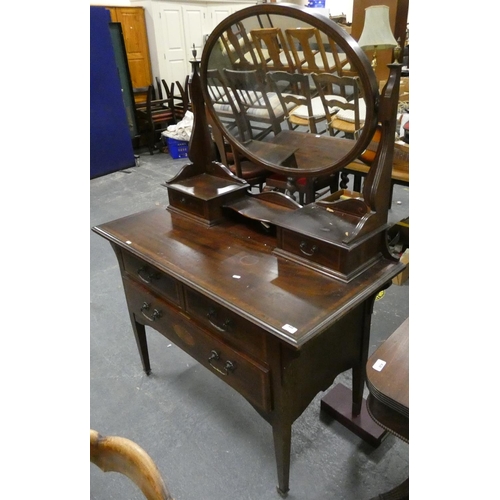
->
[90,429,174,500]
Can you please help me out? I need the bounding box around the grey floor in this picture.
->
[90,148,409,500]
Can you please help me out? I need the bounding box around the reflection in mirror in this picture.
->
[204,8,375,175]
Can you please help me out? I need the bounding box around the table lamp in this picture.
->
[357,5,399,69]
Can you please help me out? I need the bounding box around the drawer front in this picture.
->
[184,287,267,361]
[168,190,205,218]
[121,251,181,306]
[281,230,341,270]
[123,276,272,412]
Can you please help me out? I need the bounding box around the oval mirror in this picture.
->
[201,3,379,178]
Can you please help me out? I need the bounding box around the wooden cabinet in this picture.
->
[106,6,152,92]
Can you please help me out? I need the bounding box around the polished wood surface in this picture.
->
[261,130,360,204]
[94,208,401,347]
[90,429,174,500]
[93,4,406,496]
[366,317,409,442]
[93,207,403,495]
[365,318,409,499]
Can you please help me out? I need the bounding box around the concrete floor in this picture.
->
[90,148,409,500]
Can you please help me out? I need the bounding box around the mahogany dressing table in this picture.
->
[93,4,404,496]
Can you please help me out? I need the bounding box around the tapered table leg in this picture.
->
[130,313,151,375]
[272,421,292,497]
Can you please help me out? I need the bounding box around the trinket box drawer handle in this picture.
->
[299,241,317,257]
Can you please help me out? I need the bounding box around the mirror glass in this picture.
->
[201,4,378,177]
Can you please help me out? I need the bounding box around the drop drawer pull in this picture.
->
[208,350,235,376]
[207,308,232,333]
[137,267,161,284]
[299,241,318,257]
[140,302,162,322]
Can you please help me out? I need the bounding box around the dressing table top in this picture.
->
[94,207,403,348]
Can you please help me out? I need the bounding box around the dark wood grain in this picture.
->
[93,208,402,347]
[93,4,406,496]
[92,207,402,496]
[366,317,409,439]
[365,318,409,499]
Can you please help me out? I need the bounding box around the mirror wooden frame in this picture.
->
[201,3,380,178]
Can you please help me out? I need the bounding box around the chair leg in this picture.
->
[146,125,155,155]
[353,174,362,192]
[340,171,350,189]
[330,172,340,193]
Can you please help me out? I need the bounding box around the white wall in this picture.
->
[90,1,357,21]
[91,0,132,6]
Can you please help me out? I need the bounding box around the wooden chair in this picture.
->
[155,76,164,100]
[266,70,325,134]
[223,68,289,140]
[284,27,333,74]
[174,75,192,115]
[311,72,364,139]
[207,68,286,142]
[220,22,259,70]
[90,429,174,500]
[325,35,355,77]
[162,78,186,121]
[206,68,236,127]
[250,27,295,72]
[135,85,176,154]
[263,171,339,205]
[340,140,409,202]
[208,111,270,192]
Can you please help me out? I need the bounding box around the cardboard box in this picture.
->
[393,248,409,285]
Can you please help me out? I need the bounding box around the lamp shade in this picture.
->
[357,5,398,50]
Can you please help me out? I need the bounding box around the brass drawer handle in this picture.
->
[140,302,162,322]
[299,241,318,257]
[207,308,232,333]
[208,350,235,376]
[137,267,160,284]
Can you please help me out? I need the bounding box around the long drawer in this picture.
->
[122,275,272,412]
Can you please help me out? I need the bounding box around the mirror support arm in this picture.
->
[362,63,402,222]
[188,68,217,173]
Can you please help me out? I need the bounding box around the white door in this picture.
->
[159,3,190,84]
[207,3,256,32]
[155,2,258,85]
[208,5,232,30]
[182,4,209,64]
